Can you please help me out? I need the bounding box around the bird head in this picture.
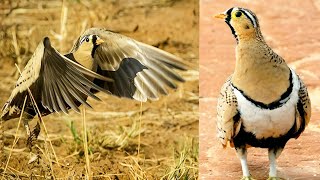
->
[214,7,261,42]
[80,34,104,46]
[77,34,104,58]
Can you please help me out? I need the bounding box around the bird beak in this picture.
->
[96,38,104,45]
[214,13,227,19]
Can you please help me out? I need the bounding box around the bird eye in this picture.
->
[80,36,88,44]
[235,11,242,17]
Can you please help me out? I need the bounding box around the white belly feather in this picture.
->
[233,68,300,139]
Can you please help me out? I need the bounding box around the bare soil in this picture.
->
[0,0,199,179]
[200,0,320,179]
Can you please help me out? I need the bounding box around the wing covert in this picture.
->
[294,75,311,138]
[76,28,187,101]
[216,77,241,147]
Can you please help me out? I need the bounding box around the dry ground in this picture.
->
[200,0,320,179]
[0,0,199,179]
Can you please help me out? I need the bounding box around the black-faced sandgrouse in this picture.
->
[215,7,311,180]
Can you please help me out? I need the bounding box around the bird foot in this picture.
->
[267,177,282,180]
[241,176,256,180]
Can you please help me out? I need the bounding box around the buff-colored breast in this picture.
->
[232,39,290,104]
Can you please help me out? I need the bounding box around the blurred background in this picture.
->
[200,0,320,179]
[0,0,199,179]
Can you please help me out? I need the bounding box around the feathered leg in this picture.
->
[236,146,255,180]
[268,147,283,180]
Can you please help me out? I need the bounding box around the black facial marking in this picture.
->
[225,8,238,43]
[225,8,233,23]
[227,23,238,43]
[91,35,99,58]
[92,35,97,45]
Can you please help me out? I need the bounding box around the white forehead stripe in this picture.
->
[241,9,257,27]
[80,35,88,44]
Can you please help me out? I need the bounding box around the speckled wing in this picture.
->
[73,28,187,102]
[294,76,311,138]
[1,37,112,121]
[217,76,241,147]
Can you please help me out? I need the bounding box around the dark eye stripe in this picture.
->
[239,9,257,27]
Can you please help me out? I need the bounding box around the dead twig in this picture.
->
[1,96,27,180]
[82,106,92,179]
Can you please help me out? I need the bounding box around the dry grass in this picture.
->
[0,0,199,179]
[161,137,198,180]
[2,96,27,180]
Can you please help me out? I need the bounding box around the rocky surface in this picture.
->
[200,0,320,179]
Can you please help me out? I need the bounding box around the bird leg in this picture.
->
[23,118,31,136]
[236,146,253,179]
[268,147,283,179]
[26,122,41,151]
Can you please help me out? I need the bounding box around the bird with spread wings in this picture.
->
[1,28,187,141]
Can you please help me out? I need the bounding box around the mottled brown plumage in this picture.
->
[296,79,311,135]
[216,76,240,147]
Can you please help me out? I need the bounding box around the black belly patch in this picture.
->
[234,121,297,148]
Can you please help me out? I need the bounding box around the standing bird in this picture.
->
[2,28,187,136]
[214,7,311,180]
